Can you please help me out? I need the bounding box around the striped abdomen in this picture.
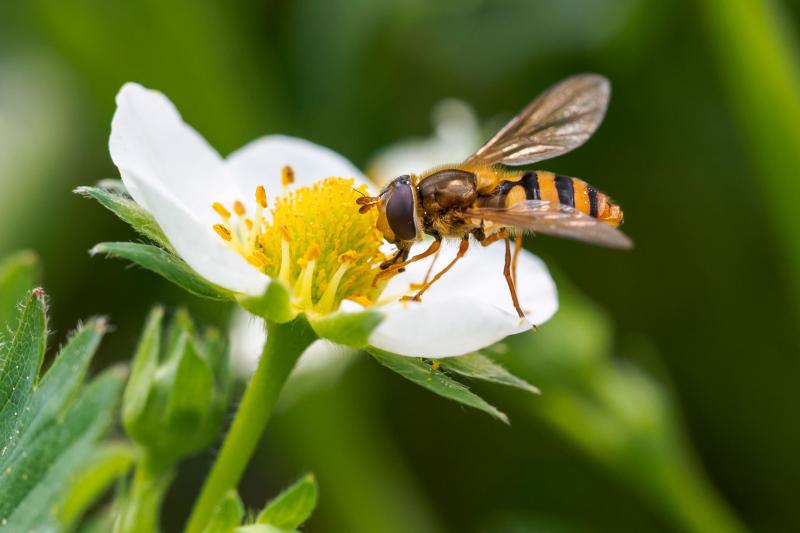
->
[478,170,623,227]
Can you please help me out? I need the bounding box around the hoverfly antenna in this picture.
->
[355,194,380,214]
[352,187,368,197]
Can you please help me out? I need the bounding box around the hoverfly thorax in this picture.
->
[374,174,422,244]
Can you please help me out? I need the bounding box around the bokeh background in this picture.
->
[1,1,799,532]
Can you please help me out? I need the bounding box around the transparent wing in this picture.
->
[464,200,633,249]
[465,74,610,166]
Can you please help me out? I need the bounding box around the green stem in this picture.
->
[114,452,174,533]
[184,318,315,533]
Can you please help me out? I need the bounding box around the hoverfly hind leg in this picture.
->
[503,232,537,331]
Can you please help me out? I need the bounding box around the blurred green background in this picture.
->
[1,1,799,532]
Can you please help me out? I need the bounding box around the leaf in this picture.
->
[2,368,125,530]
[202,490,245,533]
[0,289,123,529]
[75,181,174,252]
[368,349,509,423]
[55,443,136,529]
[236,525,294,533]
[0,250,39,329]
[90,242,235,300]
[256,473,318,530]
[0,289,48,457]
[440,352,539,394]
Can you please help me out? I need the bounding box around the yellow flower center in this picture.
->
[212,175,386,314]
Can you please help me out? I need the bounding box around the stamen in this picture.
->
[233,201,246,217]
[256,185,268,208]
[278,239,292,286]
[317,251,357,313]
[281,165,295,186]
[295,258,315,308]
[212,202,231,219]
[213,224,232,241]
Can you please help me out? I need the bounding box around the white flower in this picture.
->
[109,82,558,358]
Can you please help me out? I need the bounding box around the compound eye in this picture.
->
[385,181,417,241]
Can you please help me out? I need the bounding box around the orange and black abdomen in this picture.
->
[479,170,623,227]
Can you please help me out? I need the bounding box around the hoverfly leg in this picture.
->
[410,247,441,290]
[512,233,523,285]
[503,232,537,331]
[402,236,469,302]
[374,237,442,284]
[479,229,506,247]
[380,246,410,270]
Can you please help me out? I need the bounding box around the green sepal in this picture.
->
[255,473,318,530]
[368,349,509,424]
[75,180,174,252]
[91,242,235,301]
[202,490,245,533]
[239,280,294,323]
[440,352,539,394]
[308,309,384,348]
[0,250,40,328]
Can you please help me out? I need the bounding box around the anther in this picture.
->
[212,202,231,219]
[338,250,358,263]
[281,165,295,186]
[256,185,268,208]
[233,201,246,217]
[213,224,232,241]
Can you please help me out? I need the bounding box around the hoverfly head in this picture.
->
[372,174,422,244]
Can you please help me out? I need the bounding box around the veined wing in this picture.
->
[465,74,610,167]
[464,200,633,249]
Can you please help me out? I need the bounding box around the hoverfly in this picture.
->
[357,74,631,322]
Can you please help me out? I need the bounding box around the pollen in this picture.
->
[211,175,386,315]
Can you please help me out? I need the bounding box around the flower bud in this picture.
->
[122,307,230,463]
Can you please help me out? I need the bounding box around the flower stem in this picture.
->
[114,452,174,533]
[184,318,315,533]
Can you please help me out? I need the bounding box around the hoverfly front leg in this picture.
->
[401,236,469,302]
[374,237,442,285]
[410,247,441,290]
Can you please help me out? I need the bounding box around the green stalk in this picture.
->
[184,318,315,533]
[114,452,174,533]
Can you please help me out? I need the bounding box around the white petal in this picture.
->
[226,135,373,203]
[110,82,235,223]
[132,175,269,295]
[369,241,558,357]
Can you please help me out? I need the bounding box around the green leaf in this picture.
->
[55,443,136,529]
[308,310,384,348]
[0,250,39,329]
[202,490,245,533]
[90,242,235,300]
[368,349,509,423]
[2,368,124,530]
[256,473,318,530]
[0,289,123,529]
[440,352,539,394]
[0,289,48,456]
[75,181,174,252]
